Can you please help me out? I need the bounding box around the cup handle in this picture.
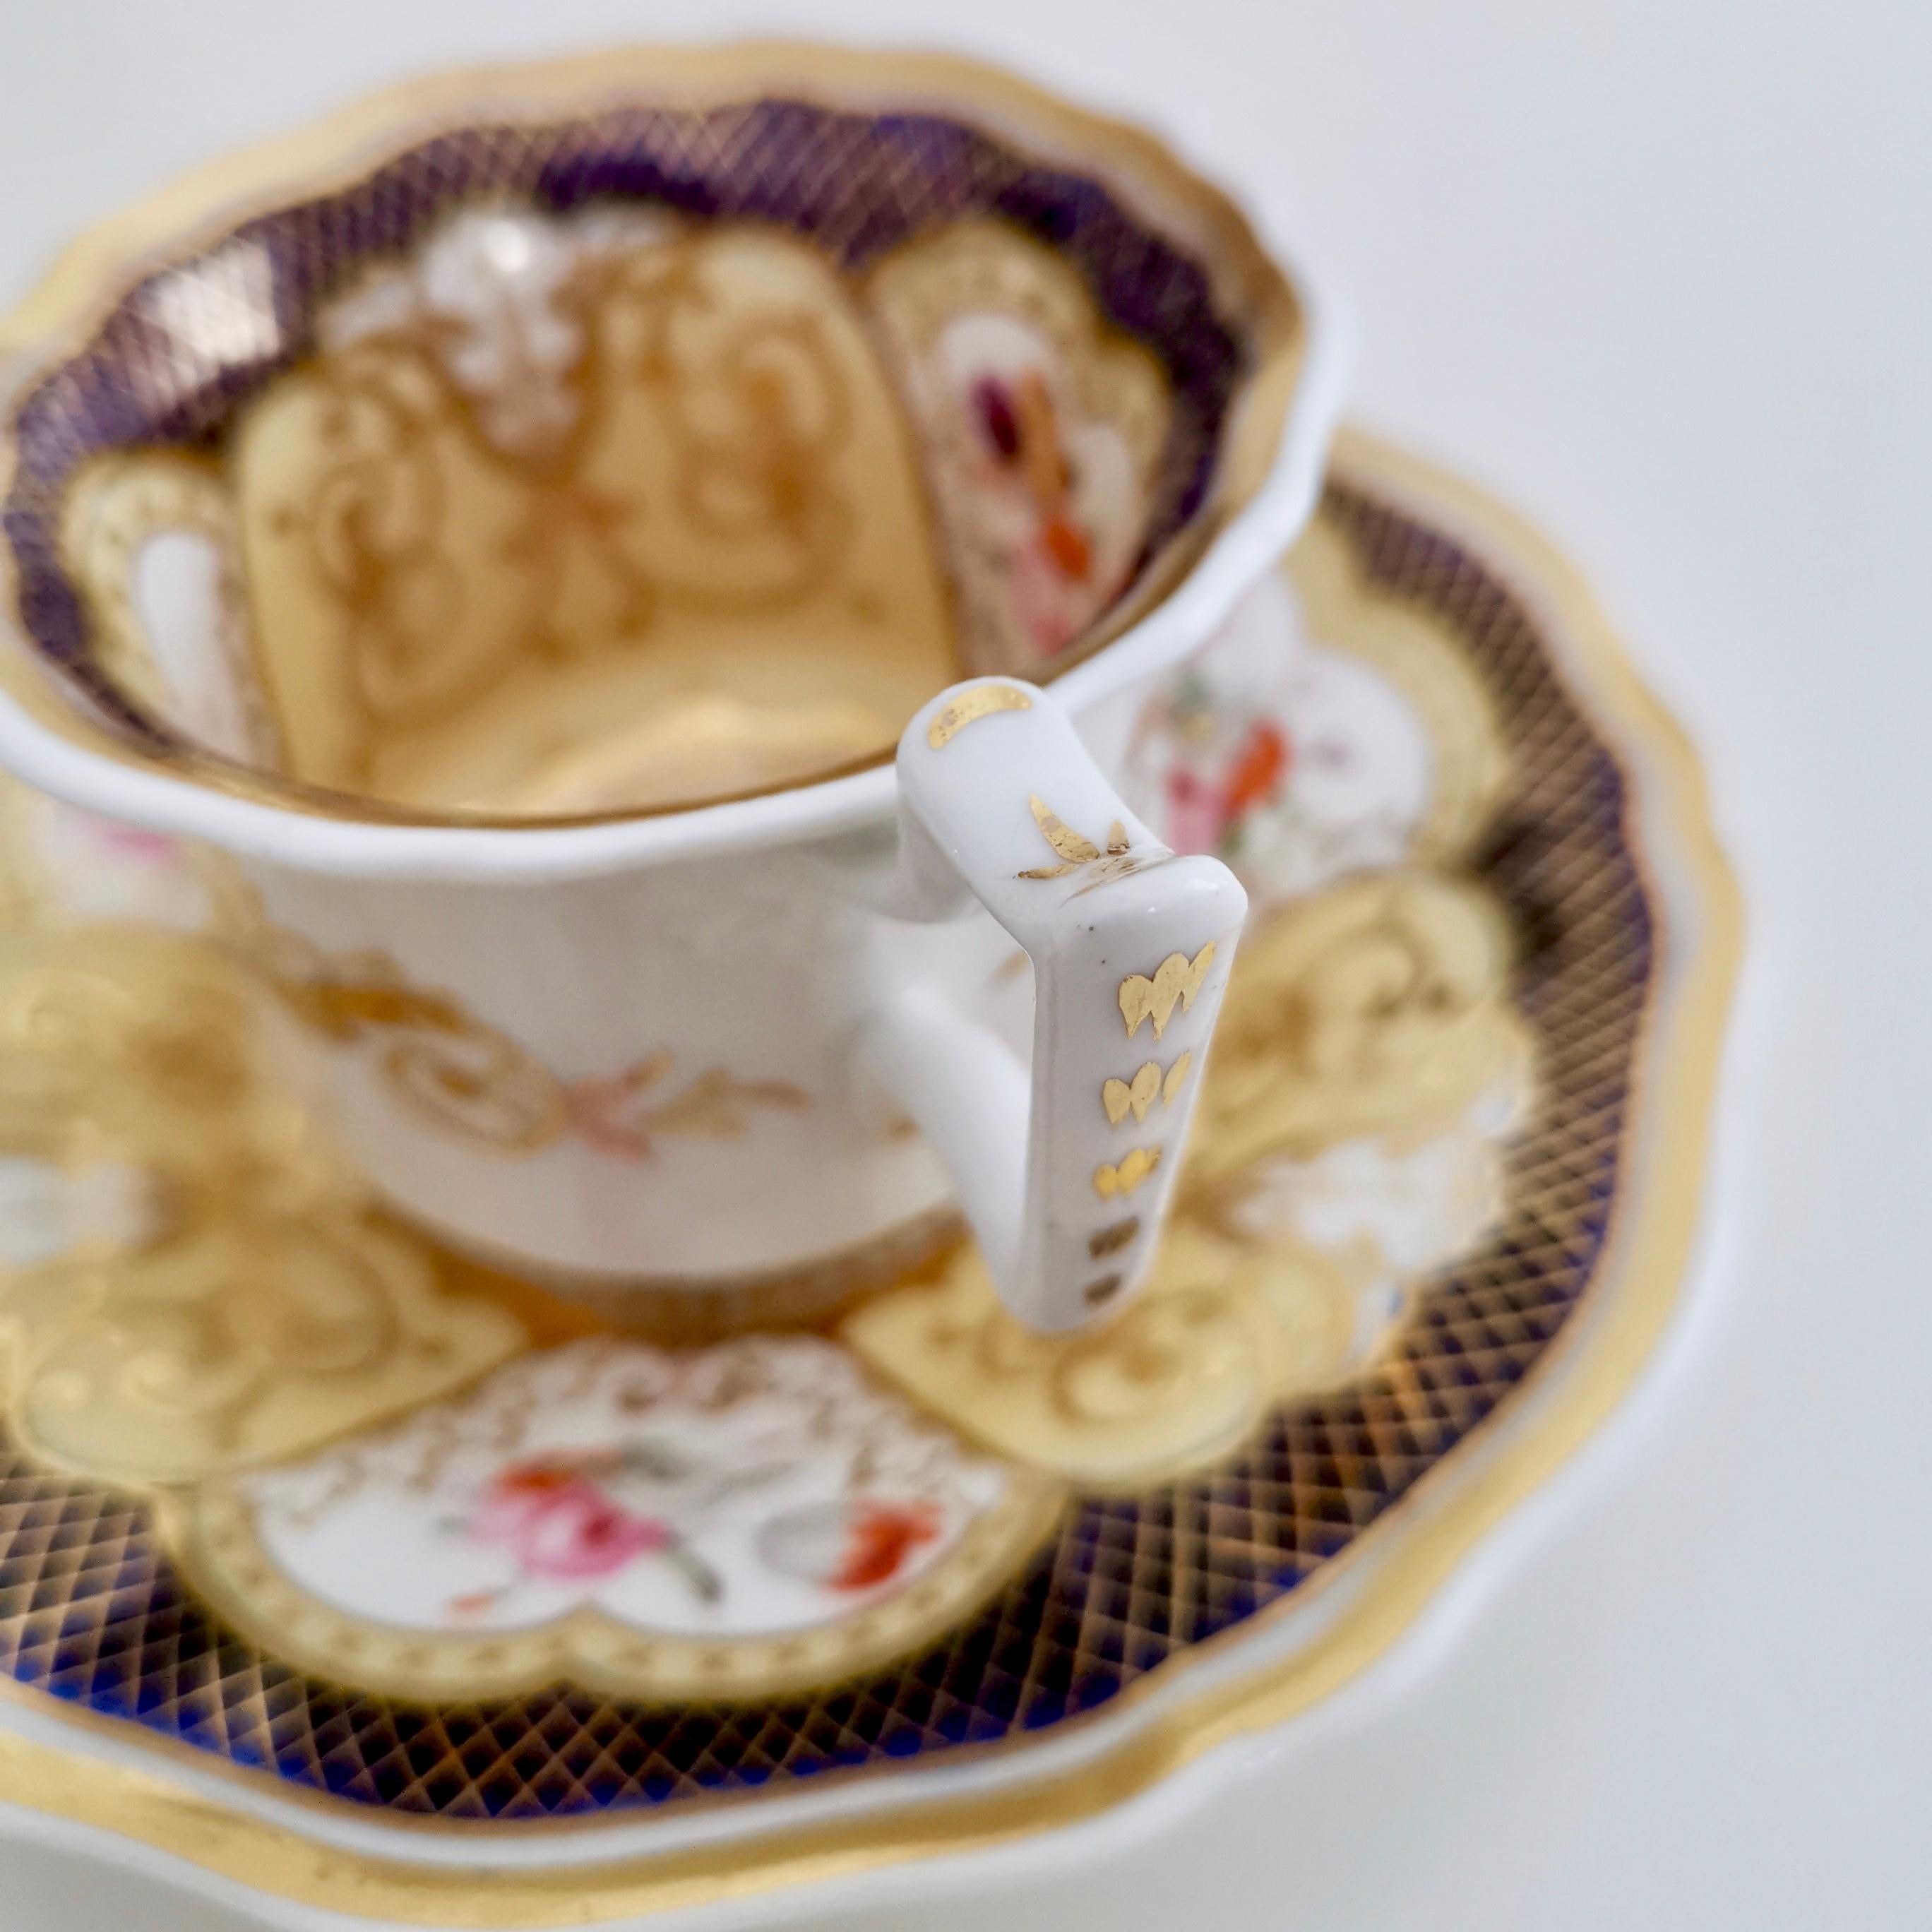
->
[857,678,1248,1332]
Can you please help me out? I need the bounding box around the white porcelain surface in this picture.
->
[29,663,1253,1320]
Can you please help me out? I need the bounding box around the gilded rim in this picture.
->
[0,424,1743,1924]
[0,40,1310,834]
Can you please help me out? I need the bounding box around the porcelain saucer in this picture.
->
[0,427,1739,1926]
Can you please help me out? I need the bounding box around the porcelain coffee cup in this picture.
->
[0,44,1341,1330]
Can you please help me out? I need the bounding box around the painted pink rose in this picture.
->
[561,1071,656,1160]
[1012,547,1078,656]
[89,820,183,866]
[1164,765,1227,857]
[470,1457,670,1582]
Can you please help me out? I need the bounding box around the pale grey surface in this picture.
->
[5,1841,266,1931]
[0,2,1928,1927]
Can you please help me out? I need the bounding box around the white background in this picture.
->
[1,2,1928,1927]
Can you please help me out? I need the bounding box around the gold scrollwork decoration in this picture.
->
[0,920,523,1485]
[227,213,875,801]
[845,1225,1322,1489]
[220,889,806,1161]
[1190,872,1531,1181]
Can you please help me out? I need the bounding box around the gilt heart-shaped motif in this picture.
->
[1163,1050,1193,1106]
[1093,1145,1162,1199]
[1102,1061,1163,1125]
[1117,942,1217,1039]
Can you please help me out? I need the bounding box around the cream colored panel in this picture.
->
[232,213,960,811]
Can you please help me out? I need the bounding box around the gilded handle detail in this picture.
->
[858,678,1248,1332]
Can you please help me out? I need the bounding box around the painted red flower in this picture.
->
[561,1057,669,1160]
[1040,514,1092,582]
[1162,717,1293,858]
[827,1500,943,1592]
[1221,719,1292,819]
[972,374,1022,463]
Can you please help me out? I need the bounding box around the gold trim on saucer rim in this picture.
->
[0,424,1743,1925]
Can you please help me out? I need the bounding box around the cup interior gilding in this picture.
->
[0,46,1307,828]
